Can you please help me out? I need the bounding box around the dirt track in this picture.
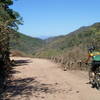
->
[5,57,100,100]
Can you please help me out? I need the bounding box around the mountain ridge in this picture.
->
[10,22,100,58]
[34,22,100,58]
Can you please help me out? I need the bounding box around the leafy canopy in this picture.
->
[0,0,23,30]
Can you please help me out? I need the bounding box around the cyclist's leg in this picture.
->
[89,61,95,83]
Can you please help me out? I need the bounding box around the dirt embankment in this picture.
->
[4,57,100,100]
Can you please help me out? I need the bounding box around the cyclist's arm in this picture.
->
[85,54,91,64]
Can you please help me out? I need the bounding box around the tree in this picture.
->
[0,0,23,88]
[0,0,23,62]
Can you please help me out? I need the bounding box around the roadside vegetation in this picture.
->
[0,0,22,94]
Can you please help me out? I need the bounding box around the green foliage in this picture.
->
[0,0,23,29]
[49,23,100,49]
[10,32,44,55]
[0,0,23,90]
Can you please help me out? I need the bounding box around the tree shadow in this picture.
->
[3,77,57,99]
[12,59,31,66]
[1,58,57,99]
[9,59,32,75]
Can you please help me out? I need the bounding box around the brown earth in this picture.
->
[5,57,100,100]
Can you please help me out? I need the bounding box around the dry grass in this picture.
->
[10,50,27,57]
[50,47,88,70]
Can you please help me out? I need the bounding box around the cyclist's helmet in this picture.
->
[88,46,95,53]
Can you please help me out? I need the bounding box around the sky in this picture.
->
[11,0,100,39]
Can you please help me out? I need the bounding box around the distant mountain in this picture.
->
[46,22,100,48]
[10,32,44,56]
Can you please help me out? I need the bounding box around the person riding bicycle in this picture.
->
[85,46,100,73]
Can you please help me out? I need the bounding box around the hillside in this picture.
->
[34,23,100,56]
[34,22,100,69]
[10,32,44,56]
[46,23,100,49]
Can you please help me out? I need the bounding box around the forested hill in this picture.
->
[45,22,100,49]
[10,22,100,58]
[34,22,100,58]
[10,32,44,56]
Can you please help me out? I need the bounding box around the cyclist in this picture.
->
[85,46,100,80]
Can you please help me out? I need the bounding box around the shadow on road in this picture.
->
[1,58,57,99]
[9,59,32,75]
[12,59,31,66]
[3,77,57,99]
[7,59,31,77]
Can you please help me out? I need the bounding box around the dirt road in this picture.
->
[5,57,100,100]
